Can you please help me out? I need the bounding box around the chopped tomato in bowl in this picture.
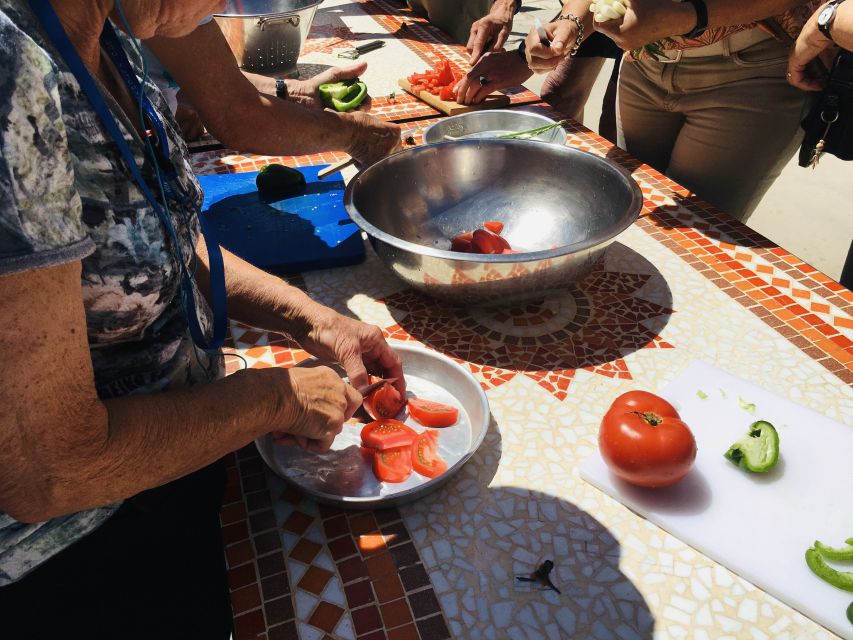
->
[408,398,459,428]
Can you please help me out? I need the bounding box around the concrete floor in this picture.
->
[511,2,852,282]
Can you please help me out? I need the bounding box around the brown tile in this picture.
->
[298,565,333,595]
[267,620,297,640]
[357,631,387,640]
[318,502,344,519]
[233,609,266,639]
[408,588,440,619]
[264,596,295,626]
[261,574,290,601]
[289,538,322,564]
[390,542,420,569]
[344,579,374,609]
[242,473,266,493]
[230,583,262,614]
[245,489,272,513]
[399,564,430,592]
[379,521,409,545]
[226,540,254,568]
[222,521,250,545]
[416,614,451,640]
[358,533,389,556]
[338,556,368,584]
[373,507,402,525]
[351,604,383,635]
[308,601,344,633]
[222,482,242,506]
[328,535,358,561]
[257,552,286,578]
[380,598,413,629]
[388,623,420,640]
[282,510,314,535]
[365,552,396,580]
[349,513,379,536]
[323,515,350,539]
[249,510,277,534]
[228,563,257,591]
[372,574,404,604]
[253,531,281,556]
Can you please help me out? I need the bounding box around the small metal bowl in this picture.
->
[344,139,643,306]
[422,110,565,145]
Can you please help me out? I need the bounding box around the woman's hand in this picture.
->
[467,1,516,64]
[287,61,372,110]
[593,0,696,52]
[455,50,533,105]
[525,19,580,72]
[340,110,402,167]
[787,8,839,91]
[272,365,362,452]
[297,306,406,397]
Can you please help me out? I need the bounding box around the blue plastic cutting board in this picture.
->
[198,166,364,274]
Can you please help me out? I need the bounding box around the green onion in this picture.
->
[497,120,567,140]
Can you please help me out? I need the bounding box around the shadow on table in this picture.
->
[313,3,441,48]
[384,242,674,375]
[407,416,655,638]
[644,201,778,250]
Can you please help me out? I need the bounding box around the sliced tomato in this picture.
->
[438,85,457,101]
[434,59,455,86]
[483,220,504,234]
[450,231,473,252]
[361,419,417,451]
[408,397,459,428]
[411,431,448,479]
[364,376,406,419]
[373,446,413,483]
[472,228,511,254]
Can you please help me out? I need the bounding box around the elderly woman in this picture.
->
[0,0,404,636]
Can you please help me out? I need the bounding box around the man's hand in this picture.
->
[272,365,362,452]
[467,0,516,64]
[296,306,406,397]
[455,50,533,105]
[787,7,838,91]
[287,61,372,110]
[340,110,402,167]
[593,0,695,52]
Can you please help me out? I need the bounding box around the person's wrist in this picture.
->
[679,0,708,39]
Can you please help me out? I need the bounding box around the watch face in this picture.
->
[818,5,834,25]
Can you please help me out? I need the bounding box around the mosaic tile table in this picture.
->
[201,105,853,640]
[195,2,853,638]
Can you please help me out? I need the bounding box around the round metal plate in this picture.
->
[255,343,490,508]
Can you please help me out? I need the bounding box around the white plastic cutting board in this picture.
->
[581,361,853,639]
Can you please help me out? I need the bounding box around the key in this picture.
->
[811,107,839,169]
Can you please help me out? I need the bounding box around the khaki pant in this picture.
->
[616,36,809,222]
[406,0,491,45]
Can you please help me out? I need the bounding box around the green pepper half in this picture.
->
[724,420,779,472]
[815,539,853,562]
[318,79,368,112]
[805,547,853,592]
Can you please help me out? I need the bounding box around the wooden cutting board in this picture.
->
[398,78,510,115]
[580,361,853,640]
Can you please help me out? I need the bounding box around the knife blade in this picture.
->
[356,377,398,397]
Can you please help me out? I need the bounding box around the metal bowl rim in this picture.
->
[421,109,561,145]
[344,139,644,263]
[255,341,491,506]
[214,0,323,18]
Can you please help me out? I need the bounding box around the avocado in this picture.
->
[256,164,306,200]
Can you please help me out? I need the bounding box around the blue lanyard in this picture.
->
[26,0,227,352]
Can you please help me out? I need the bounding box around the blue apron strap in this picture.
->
[26,0,227,352]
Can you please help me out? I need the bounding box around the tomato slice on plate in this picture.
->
[483,220,504,234]
[373,446,413,483]
[411,431,448,478]
[363,376,406,419]
[361,419,417,451]
[407,397,459,428]
[472,229,511,254]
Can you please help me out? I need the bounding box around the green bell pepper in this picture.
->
[724,420,779,472]
[318,79,368,112]
[255,163,306,200]
[815,539,853,562]
[847,600,853,626]
[805,546,853,592]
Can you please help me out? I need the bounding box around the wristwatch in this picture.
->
[818,0,846,41]
[275,78,288,100]
[681,0,709,39]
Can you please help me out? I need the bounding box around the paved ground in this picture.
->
[510,1,852,282]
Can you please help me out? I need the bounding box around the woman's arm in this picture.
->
[0,262,359,523]
[789,1,853,91]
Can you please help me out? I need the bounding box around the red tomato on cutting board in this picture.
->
[599,391,697,488]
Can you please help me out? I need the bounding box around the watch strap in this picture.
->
[681,0,709,39]
[275,78,288,100]
[819,0,845,41]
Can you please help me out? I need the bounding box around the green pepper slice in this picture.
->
[724,420,779,472]
[847,600,853,625]
[815,539,853,561]
[318,79,368,112]
[805,547,853,592]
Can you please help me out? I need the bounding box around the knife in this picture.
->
[356,377,398,397]
[337,40,386,59]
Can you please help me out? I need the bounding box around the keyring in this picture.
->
[478,75,489,86]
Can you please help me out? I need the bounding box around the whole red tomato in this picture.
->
[599,391,697,488]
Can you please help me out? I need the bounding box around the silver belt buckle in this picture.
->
[657,49,683,63]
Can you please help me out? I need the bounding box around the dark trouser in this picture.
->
[0,461,232,640]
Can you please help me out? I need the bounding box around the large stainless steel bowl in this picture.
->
[422,110,565,145]
[344,140,643,306]
[214,0,322,78]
